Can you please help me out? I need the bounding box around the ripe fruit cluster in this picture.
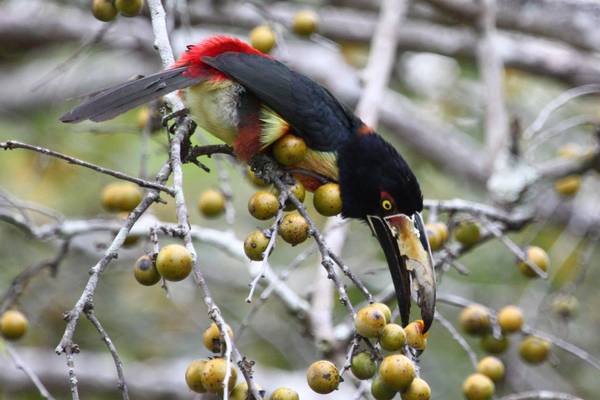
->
[155,244,193,281]
[132,244,193,286]
[185,322,237,395]
[92,0,144,22]
[463,372,495,400]
[458,304,552,399]
[243,174,344,261]
[458,305,499,400]
[203,322,234,354]
[343,304,431,399]
[185,357,237,395]
[185,322,300,398]
[458,304,523,358]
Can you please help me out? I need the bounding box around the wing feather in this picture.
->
[61,67,202,123]
[202,53,359,151]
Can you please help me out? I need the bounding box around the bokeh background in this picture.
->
[1,0,599,399]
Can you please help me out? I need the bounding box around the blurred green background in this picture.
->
[1,1,599,399]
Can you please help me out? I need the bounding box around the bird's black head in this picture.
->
[338,132,423,220]
[337,131,435,332]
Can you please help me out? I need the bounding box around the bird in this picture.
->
[60,35,436,331]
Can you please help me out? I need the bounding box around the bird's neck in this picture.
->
[337,132,381,219]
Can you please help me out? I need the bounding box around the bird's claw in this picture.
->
[162,107,190,131]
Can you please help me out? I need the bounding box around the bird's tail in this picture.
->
[60,67,202,123]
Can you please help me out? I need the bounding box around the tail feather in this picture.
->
[60,67,202,123]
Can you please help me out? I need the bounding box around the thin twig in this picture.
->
[64,346,80,400]
[5,344,56,400]
[525,115,594,156]
[84,307,129,400]
[31,23,112,92]
[0,241,70,315]
[524,84,600,140]
[0,188,64,223]
[55,162,172,356]
[237,244,315,339]
[269,171,358,315]
[355,0,407,128]
[438,293,600,371]
[339,335,361,376]
[246,190,287,303]
[498,391,584,400]
[423,198,532,229]
[434,311,478,369]
[522,325,600,371]
[477,0,509,166]
[0,140,174,196]
[483,219,548,279]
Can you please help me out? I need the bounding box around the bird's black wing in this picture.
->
[61,67,202,123]
[203,53,359,151]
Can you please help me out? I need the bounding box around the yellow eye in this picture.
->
[381,199,393,211]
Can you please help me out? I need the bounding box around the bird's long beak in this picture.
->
[367,212,436,332]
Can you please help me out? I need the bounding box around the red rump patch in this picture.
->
[173,36,269,80]
[234,125,262,162]
[293,174,322,192]
[358,123,374,136]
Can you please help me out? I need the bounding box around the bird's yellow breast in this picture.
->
[185,80,242,144]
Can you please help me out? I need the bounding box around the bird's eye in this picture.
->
[381,199,393,211]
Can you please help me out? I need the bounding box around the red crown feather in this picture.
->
[173,36,268,79]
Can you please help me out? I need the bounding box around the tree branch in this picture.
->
[4,344,56,400]
[0,141,175,196]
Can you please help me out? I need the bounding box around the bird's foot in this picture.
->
[249,154,285,185]
[162,108,190,132]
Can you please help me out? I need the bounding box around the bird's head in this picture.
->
[338,132,436,331]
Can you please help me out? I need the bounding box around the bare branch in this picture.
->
[434,312,478,369]
[339,335,361,376]
[0,241,70,315]
[84,307,130,400]
[246,189,287,303]
[522,326,600,371]
[355,0,407,128]
[55,161,172,355]
[0,140,175,196]
[237,244,315,340]
[5,344,56,400]
[437,293,600,371]
[498,391,584,400]
[425,0,600,53]
[477,0,509,168]
[483,219,548,279]
[64,346,80,400]
[523,84,600,140]
[423,198,532,229]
